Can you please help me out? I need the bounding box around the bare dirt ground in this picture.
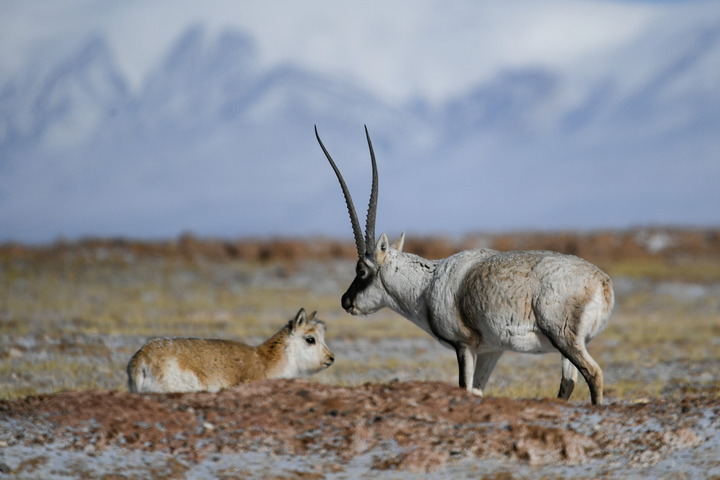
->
[1,380,719,479]
[1,230,719,479]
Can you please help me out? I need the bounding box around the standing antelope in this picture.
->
[315,126,614,405]
[127,308,334,393]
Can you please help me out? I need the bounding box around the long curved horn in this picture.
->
[364,125,378,253]
[315,125,366,258]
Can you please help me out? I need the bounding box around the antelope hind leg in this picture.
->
[558,356,579,400]
[555,343,604,405]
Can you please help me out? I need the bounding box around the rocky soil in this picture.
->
[1,380,719,479]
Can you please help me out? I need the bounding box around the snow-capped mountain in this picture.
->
[1,2,719,243]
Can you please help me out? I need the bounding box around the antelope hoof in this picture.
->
[471,388,484,397]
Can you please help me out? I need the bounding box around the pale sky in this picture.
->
[1,0,717,242]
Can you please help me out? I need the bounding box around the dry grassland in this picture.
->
[1,229,719,402]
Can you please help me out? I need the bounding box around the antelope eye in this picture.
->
[305,336,316,345]
[357,263,371,278]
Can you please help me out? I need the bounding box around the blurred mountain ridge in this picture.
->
[1,14,719,242]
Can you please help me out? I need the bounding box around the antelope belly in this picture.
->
[480,325,556,354]
[160,358,205,392]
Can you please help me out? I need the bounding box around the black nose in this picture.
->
[341,293,353,311]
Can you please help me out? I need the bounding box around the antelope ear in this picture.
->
[392,232,406,252]
[292,308,307,331]
[374,233,390,263]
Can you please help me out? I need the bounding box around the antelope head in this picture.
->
[315,126,406,315]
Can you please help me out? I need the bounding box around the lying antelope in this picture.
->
[127,308,334,393]
[316,126,614,405]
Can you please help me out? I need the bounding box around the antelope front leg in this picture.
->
[455,345,481,396]
[472,351,504,396]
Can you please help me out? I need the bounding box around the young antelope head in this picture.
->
[285,309,335,375]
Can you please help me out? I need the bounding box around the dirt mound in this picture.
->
[2,380,718,477]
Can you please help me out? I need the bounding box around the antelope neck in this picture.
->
[380,253,438,322]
